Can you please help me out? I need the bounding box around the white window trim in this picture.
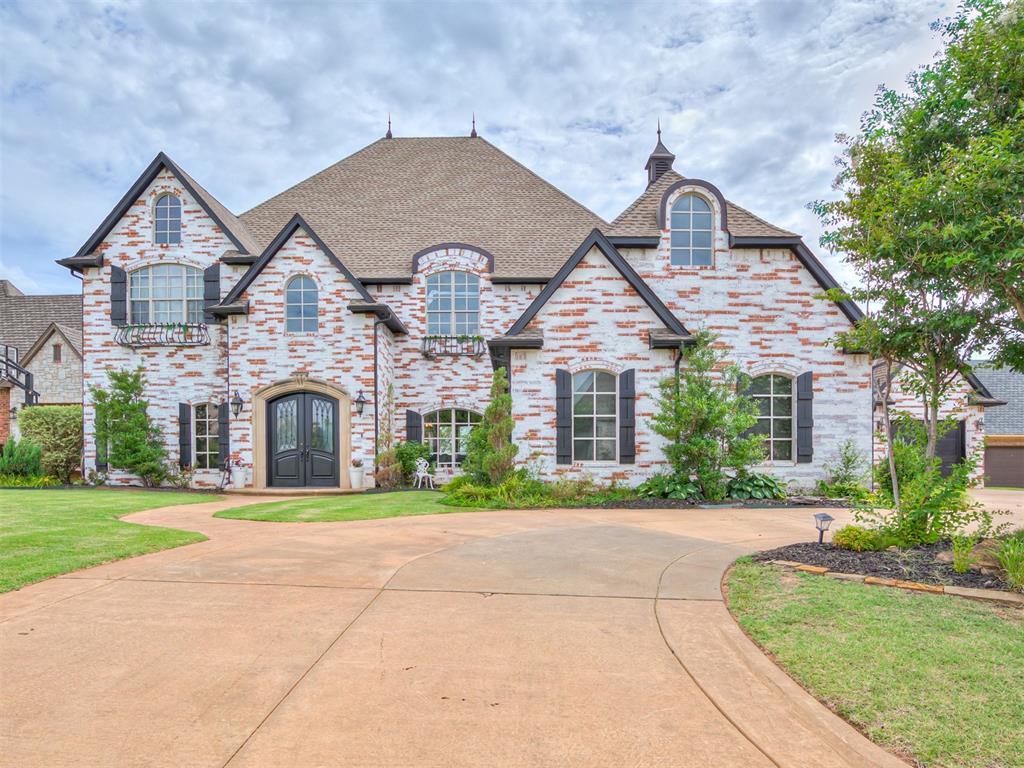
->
[284,274,319,334]
[751,374,797,465]
[425,270,480,336]
[128,263,204,325]
[423,408,482,469]
[153,193,182,246]
[571,370,619,464]
[668,193,715,269]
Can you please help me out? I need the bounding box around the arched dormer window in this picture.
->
[670,194,713,266]
[154,194,182,245]
[285,275,318,333]
[426,271,479,335]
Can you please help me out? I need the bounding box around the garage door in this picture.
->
[985,446,1024,488]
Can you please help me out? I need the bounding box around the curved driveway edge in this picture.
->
[1,498,905,767]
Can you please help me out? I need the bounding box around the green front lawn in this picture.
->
[214,490,456,522]
[727,560,1024,768]
[0,489,211,592]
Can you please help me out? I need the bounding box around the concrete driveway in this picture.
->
[1,498,906,768]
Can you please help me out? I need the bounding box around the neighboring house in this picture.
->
[58,129,877,490]
[972,364,1024,487]
[0,280,83,446]
[872,362,1005,482]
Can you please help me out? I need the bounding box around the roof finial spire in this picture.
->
[385,113,393,139]
[645,121,676,187]
[657,117,662,141]
[470,112,477,138]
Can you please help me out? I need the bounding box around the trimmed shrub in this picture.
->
[463,366,517,486]
[832,525,894,552]
[17,405,83,484]
[0,438,43,477]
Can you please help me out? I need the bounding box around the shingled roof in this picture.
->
[0,284,82,361]
[239,137,607,280]
[607,170,797,238]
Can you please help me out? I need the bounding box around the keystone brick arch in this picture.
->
[411,243,495,275]
[249,377,353,490]
[566,358,626,375]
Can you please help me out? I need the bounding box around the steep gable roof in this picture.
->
[21,322,83,365]
[223,214,374,304]
[0,291,81,360]
[507,229,690,337]
[58,152,259,271]
[239,137,607,280]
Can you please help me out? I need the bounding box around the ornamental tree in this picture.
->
[91,368,168,486]
[463,366,517,485]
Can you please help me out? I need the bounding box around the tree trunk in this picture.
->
[877,360,900,515]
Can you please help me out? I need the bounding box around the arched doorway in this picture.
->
[267,392,339,487]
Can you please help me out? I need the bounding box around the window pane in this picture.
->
[773,441,792,461]
[595,372,616,392]
[773,375,792,394]
[691,212,712,229]
[750,376,771,395]
[671,230,690,248]
[692,249,713,265]
[775,418,792,439]
[691,230,712,248]
[774,396,792,417]
[670,211,690,229]
[573,394,593,415]
[752,419,771,436]
[573,440,594,461]
[595,394,616,415]
[596,417,616,438]
[756,398,771,417]
[573,417,594,438]
[595,440,616,461]
[670,249,691,266]
[573,371,594,393]
[690,196,710,212]
[671,195,692,212]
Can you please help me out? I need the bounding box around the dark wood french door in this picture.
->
[267,392,339,487]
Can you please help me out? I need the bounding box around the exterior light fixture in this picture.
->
[814,512,835,544]
[230,390,244,418]
[354,390,368,416]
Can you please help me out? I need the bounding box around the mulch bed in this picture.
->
[754,542,1004,590]
[587,496,851,510]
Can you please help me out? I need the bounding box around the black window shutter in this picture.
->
[96,436,108,472]
[203,264,221,322]
[619,369,636,464]
[796,371,814,463]
[556,369,572,465]
[178,403,191,469]
[406,409,423,443]
[217,402,230,469]
[110,265,127,326]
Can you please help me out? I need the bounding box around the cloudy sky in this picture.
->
[1,0,954,295]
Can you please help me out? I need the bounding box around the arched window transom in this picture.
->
[129,264,203,324]
[750,374,794,461]
[285,276,318,333]
[154,194,182,245]
[572,370,617,461]
[424,408,482,468]
[670,194,713,267]
[426,271,479,335]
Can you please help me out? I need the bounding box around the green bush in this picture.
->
[727,472,787,500]
[462,367,517,486]
[951,534,979,574]
[832,525,894,552]
[0,472,58,488]
[997,535,1024,592]
[0,438,43,477]
[394,440,432,485]
[91,368,168,487]
[636,473,703,500]
[817,439,869,499]
[442,470,626,509]
[17,405,83,484]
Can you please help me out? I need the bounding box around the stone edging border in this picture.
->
[770,560,1024,606]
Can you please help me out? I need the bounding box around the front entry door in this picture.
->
[268,392,339,487]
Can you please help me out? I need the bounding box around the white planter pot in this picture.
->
[349,467,364,490]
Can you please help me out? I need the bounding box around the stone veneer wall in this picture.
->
[80,169,233,488]
[25,333,82,405]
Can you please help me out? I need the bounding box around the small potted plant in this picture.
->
[349,457,364,490]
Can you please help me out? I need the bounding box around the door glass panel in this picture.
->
[275,398,297,452]
[310,398,334,452]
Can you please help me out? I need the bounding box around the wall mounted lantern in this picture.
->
[354,390,368,416]
[230,390,244,418]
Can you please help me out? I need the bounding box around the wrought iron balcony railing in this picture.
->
[115,323,211,349]
[421,335,487,359]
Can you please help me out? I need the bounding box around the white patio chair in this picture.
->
[414,457,435,489]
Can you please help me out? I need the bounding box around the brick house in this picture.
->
[56,130,890,490]
[0,280,83,446]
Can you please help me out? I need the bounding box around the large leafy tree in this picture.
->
[816,0,1024,473]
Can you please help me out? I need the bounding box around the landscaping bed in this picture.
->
[754,541,1003,590]
[585,495,851,510]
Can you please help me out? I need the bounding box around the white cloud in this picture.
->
[0,0,954,295]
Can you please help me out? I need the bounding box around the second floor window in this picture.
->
[285,275,318,332]
[155,194,182,245]
[129,264,203,324]
[427,270,479,335]
[670,194,713,267]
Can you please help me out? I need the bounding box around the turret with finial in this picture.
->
[470,113,477,138]
[645,119,675,187]
[385,114,393,139]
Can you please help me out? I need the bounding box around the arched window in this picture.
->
[285,275,318,332]
[669,194,713,266]
[129,264,203,323]
[426,271,479,335]
[424,408,482,468]
[750,374,794,461]
[154,194,182,245]
[572,370,617,461]
[193,403,219,469]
